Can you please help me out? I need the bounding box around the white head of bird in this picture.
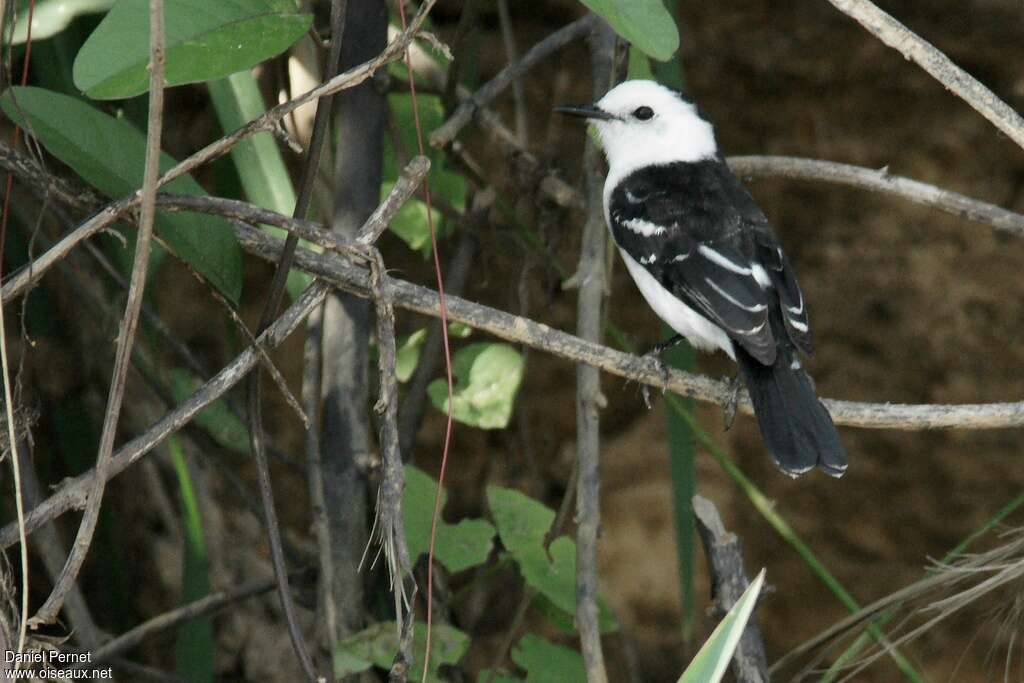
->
[556,80,718,189]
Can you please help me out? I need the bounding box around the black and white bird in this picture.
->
[556,80,846,478]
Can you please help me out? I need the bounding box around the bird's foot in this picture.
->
[639,336,682,409]
[722,374,744,430]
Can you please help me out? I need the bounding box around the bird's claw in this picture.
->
[722,374,743,430]
[640,350,672,410]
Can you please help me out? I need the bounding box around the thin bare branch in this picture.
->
[357,155,430,245]
[574,19,617,683]
[430,13,601,148]
[728,156,1024,238]
[824,0,1024,152]
[30,0,165,626]
[81,574,289,668]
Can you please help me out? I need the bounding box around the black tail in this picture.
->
[736,347,847,478]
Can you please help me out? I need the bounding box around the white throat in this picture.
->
[599,113,717,193]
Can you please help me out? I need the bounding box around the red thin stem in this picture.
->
[395,1,454,679]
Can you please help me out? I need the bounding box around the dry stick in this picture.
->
[30,0,165,627]
[727,156,1024,238]
[0,1,437,305]
[574,18,616,683]
[429,13,601,148]
[0,282,329,551]
[368,252,416,676]
[692,495,769,683]
[824,0,1024,153]
[15,443,104,650]
[80,574,290,668]
[244,0,349,676]
[495,0,528,146]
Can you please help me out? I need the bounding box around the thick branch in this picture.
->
[824,0,1024,152]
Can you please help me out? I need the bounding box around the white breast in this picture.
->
[619,249,735,359]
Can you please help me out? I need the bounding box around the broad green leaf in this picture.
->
[1,87,243,303]
[395,329,428,383]
[428,343,524,430]
[169,438,213,683]
[512,634,585,683]
[384,93,465,254]
[74,0,312,99]
[487,487,617,632]
[404,465,495,573]
[11,0,114,45]
[334,621,468,682]
[169,369,249,454]
[678,569,766,683]
[578,0,679,61]
[207,71,310,299]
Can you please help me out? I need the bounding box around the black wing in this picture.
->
[608,159,812,363]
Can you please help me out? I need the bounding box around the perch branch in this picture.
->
[824,0,1024,152]
[693,495,769,683]
[3,222,1024,553]
[728,156,1024,238]
[229,225,1024,431]
[30,1,165,626]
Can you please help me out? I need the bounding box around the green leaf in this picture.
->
[512,634,585,683]
[0,87,243,303]
[577,0,679,61]
[207,71,311,299]
[334,621,468,682]
[11,0,115,45]
[404,465,495,573]
[428,343,524,430]
[168,369,249,454]
[678,570,765,683]
[74,0,312,99]
[448,321,473,338]
[395,328,428,383]
[487,486,617,632]
[384,93,466,254]
[627,44,656,80]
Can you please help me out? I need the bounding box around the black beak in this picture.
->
[553,104,618,121]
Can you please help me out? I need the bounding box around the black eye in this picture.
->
[632,106,654,120]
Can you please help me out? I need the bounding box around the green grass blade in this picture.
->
[663,330,697,642]
[678,569,765,683]
[169,437,213,683]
